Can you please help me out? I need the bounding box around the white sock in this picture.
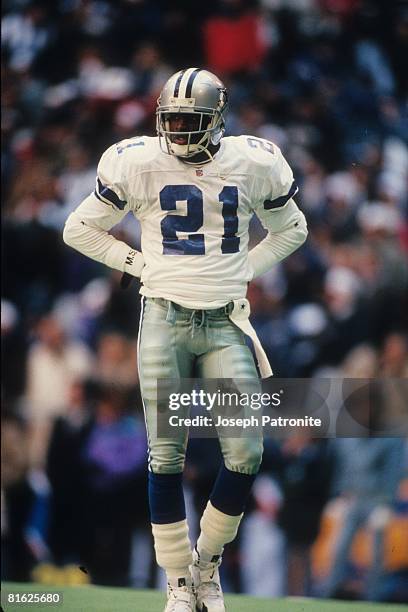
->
[197,501,243,558]
[151,519,192,579]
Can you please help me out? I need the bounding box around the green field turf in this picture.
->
[1,583,406,612]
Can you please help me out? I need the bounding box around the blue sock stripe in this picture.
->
[210,464,256,516]
[148,472,186,524]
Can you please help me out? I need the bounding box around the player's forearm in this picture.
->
[249,210,307,278]
[63,210,144,277]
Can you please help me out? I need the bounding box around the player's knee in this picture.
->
[224,439,263,475]
[149,443,186,474]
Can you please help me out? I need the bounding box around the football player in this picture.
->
[63,68,308,611]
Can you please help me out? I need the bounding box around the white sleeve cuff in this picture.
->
[123,247,145,277]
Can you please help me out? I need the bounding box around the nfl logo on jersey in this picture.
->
[196,168,203,176]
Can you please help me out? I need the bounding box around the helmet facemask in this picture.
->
[156,85,228,162]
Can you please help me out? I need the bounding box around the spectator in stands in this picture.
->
[96,332,138,387]
[1,411,35,581]
[79,383,150,586]
[322,438,406,600]
[379,333,408,378]
[46,380,91,566]
[276,435,333,596]
[25,314,94,466]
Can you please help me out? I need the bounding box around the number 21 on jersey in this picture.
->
[160,185,240,255]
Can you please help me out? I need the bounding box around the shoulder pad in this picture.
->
[114,136,161,166]
[233,134,281,169]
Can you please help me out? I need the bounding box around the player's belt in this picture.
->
[170,300,232,317]
[152,298,230,317]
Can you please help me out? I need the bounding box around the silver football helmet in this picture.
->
[156,68,228,161]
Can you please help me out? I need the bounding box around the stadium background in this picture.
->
[1,0,408,605]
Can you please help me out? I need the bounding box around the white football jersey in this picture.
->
[91,135,299,308]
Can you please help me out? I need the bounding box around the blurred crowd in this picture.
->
[1,0,408,603]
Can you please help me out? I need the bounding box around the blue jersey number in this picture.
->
[219,186,240,254]
[160,185,240,255]
[160,185,205,255]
